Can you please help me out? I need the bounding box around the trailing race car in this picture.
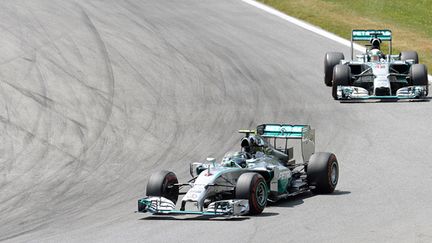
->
[137,124,339,217]
[324,29,428,100]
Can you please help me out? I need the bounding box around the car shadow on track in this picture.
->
[331,190,351,195]
[139,211,280,221]
[139,215,250,221]
[268,190,351,208]
[340,97,431,104]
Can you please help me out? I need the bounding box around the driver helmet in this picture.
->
[370,38,382,50]
[221,151,247,168]
[249,137,257,147]
[370,49,382,62]
[250,135,265,147]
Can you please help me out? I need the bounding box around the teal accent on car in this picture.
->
[260,124,308,138]
[360,96,419,99]
[139,199,151,206]
[352,29,392,41]
[278,178,289,193]
[154,210,227,216]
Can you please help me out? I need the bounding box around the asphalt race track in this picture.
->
[1,1,432,242]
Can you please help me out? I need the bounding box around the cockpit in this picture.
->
[221,151,249,168]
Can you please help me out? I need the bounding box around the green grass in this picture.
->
[325,0,432,37]
[258,0,432,69]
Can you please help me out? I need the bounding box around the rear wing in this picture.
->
[352,29,392,41]
[256,124,309,139]
[256,124,315,162]
[351,29,392,59]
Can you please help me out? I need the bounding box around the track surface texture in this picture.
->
[1,1,432,242]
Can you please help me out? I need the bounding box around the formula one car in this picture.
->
[137,124,339,217]
[324,29,428,100]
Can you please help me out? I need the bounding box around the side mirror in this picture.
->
[206,158,216,166]
[189,162,206,178]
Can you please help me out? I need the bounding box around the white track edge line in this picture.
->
[241,0,432,82]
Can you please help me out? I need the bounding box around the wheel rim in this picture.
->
[255,181,267,207]
[330,161,338,186]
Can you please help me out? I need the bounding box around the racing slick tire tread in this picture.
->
[410,63,428,85]
[332,64,351,100]
[410,64,429,96]
[236,173,267,215]
[146,170,179,204]
[307,152,339,194]
[324,52,345,86]
[400,51,419,64]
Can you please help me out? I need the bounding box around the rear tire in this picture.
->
[324,52,345,86]
[307,152,339,194]
[400,51,419,64]
[146,170,179,204]
[332,64,351,100]
[236,173,267,215]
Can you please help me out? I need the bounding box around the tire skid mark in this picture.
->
[90,2,185,170]
[103,44,165,143]
[23,5,120,210]
[0,115,80,161]
[0,219,48,242]
[16,7,120,217]
[13,58,54,184]
[1,79,54,108]
[78,5,115,147]
[0,85,17,189]
[0,56,53,201]
[27,5,92,170]
[105,43,166,104]
[0,60,69,207]
[0,76,89,133]
[0,2,116,227]
[123,0,161,34]
[0,24,69,67]
[42,54,125,113]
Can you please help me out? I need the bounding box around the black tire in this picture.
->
[307,152,339,194]
[410,64,428,86]
[332,64,351,100]
[235,173,267,215]
[146,170,179,204]
[324,52,344,86]
[400,51,419,64]
[410,64,429,96]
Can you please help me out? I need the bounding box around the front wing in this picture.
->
[137,196,249,217]
[336,85,428,100]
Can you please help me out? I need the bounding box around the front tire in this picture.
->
[410,64,428,96]
[324,52,345,86]
[307,152,339,194]
[146,170,179,204]
[332,64,351,100]
[236,173,267,215]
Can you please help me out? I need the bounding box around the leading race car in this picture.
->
[324,29,429,100]
[137,124,339,217]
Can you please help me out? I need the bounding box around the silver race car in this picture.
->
[324,29,428,100]
[137,124,339,217]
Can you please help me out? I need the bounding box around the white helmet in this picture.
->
[370,49,382,62]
